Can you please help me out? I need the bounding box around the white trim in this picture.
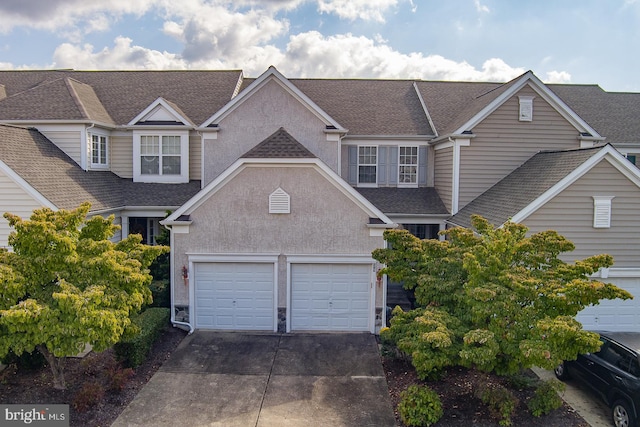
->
[451,138,470,214]
[132,130,189,183]
[512,145,640,223]
[397,145,419,188]
[164,158,394,225]
[128,97,194,127]
[452,72,601,138]
[88,130,110,169]
[0,159,57,209]
[356,145,378,187]
[591,268,640,279]
[188,253,279,263]
[592,196,614,228]
[286,254,376,264]
[200,66,345,131]
[518,96,534,122]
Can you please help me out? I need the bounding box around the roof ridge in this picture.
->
[64,77,91,120]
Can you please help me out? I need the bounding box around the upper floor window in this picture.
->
[90,133,108,168]
[358,146,377,186]
[399,146,418,186]
[133,131,189,183]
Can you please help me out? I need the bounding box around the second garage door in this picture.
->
[194,262,275,330]
[577,277,640,332]
[290,263,372,331]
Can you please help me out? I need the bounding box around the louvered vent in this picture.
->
[593,196,614,228]
[269,188,290,214]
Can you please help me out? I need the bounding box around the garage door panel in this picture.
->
[195,262,274,330]
[577,278,640,332]
[291,263,371,332]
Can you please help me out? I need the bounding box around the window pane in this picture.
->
[400,146,418,165]
[162,156,181,175]
[141,156,159,174]
[359,165,376,183]
[358,146,377,165]
[399,165,417,183]
[140,136,159,155]
[162,136,181,154]
[100,136,107,164]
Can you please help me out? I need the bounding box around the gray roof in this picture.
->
[0,124,200,212]
[242,127,316,158]
[0,70,243,125]
[356,187,448,215]
[448,146,605,228]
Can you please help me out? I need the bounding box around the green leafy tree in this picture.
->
[0,203,168,389]
[374,215,632,379]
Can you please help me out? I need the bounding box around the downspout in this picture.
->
[163,222,194,334]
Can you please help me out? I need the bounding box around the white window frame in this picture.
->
[133,130,189,183]
[593,196,614,228]
[357,145,377,187]
[89,131,109,169]
[398,146,419,188]
[519,96,534,122]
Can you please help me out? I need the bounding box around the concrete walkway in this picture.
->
[112,332,396,427]
[532,368,611,427]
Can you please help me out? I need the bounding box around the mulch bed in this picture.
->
[0,326,187,427]
[382,355,590,426]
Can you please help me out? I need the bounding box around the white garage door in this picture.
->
[577,277,640,332]
[291,263,371,331]
[194,262,274,330]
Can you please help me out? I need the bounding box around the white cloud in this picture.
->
[317,0,398,22]
[474,0,490,14]
[545,70,572,84]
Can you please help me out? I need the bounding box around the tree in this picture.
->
[0,203,168,389]
[374,215,632,379]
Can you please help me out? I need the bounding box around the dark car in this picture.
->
[555,332,640,427]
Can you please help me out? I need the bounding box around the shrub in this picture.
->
[527,379,566,417]
[1,349,46,370]
[107,366,135,392]
[114,307,170,368]
[506,372,537,390]
[73,381,105,412]
[148,280,170,308]
[475,382,518,426]
[398,384,443,427]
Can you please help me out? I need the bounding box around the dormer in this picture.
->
[129,98,193,183]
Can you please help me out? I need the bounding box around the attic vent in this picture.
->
[518,96,534,122]
[269,188,290,214]
[593,196,614,228]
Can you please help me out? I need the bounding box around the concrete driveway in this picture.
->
[112,332,396,427]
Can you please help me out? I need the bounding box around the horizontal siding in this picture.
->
[111,135,133,178]
[0,172,44,247]
[39,130,82,166]
[189,134,201,180]
[524,160,640,268]
[459,85,581,209]
[434,146,453,212]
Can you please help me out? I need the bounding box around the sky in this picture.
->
[0,0,638,92]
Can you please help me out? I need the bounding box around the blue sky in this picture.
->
[0,0,638,92]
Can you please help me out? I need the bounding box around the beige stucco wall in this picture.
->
[458,85,582,209]
[524,159,640,268]
[172,164,384,308]
[203,79,339,185]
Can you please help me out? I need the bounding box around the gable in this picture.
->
[128,97,194,126]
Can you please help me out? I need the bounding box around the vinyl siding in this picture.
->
[458,85,581,209]
[523,160,640,268]
[0,170,45,247]
[189,134,201,180]
[110,134,133,178]
[38,129,82,166]
[434,146,453,212]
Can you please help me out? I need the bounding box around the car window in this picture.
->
[600,342,639,377]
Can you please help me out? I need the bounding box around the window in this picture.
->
[358,146,377,185]
[133,131,188,183]
[140,135,181,175]
[399,146,418,185]
[624,153,638,166]
[519,96,534,121]
[90,133,108,167]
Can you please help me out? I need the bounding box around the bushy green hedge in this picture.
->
[148,280,170,308]
[114,307,170,368]
[398,384,443,427]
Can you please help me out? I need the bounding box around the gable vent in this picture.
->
[593,196,614,228]
[269,188,290,214]
[518,96,534,122]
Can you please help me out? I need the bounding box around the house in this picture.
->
[0,67,639,333]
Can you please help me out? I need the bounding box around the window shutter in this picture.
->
[348,146,357,184]
[418,146,427,185]
[593,196,614,228]
[270,188,290,214]
[389,146,398,185]
[378,146,388,185]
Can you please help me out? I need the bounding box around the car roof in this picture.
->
[599,332,640,354]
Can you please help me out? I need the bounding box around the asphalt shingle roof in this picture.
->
[242,127,316,158]
[448,146,604,228]
[0,124,200,212]
[356,187,448,215]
